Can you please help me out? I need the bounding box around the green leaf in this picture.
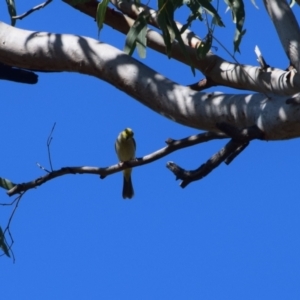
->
[0,227,10,258]
[168,18,196,75]
[124,11,149,58]
[5,0,17,26]
[157,0,178,58]
[185,0,201,15]
[182,0,223,33]
[96,0,110,37]
[157,0,195,74]
[224,0,246,52]
[180,11,201,34]
[136,22,148,58]
[197,0,225,27]
[157,12,173,58]
[234,28,246,53]
[0,177,16,190]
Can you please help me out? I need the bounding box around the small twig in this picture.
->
[4,194,24,235]
[286,94,300,105]
[212,35,239,64]
[0,193,24,262]
[167,139,244,188]
[0,197,19,206]
[167,124,264,188]
[36,162,51,173]
[7,131,228,196]
[6,227,15,263]
[47,122,56,171]
[254,45,270,69]
[12,0,53,20]
[224,142,249,165]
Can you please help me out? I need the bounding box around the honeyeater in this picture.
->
[115,128,136,199]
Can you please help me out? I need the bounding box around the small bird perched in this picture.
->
[115,128,136,199]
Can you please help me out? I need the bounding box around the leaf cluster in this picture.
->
[96,0,246,63]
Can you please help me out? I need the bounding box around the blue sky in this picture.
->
[1,1,300,299]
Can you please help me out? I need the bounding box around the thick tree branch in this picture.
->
[7,131,228,196]
[1,22,300,140]
[62,0,300,95]
[263,0,300,72]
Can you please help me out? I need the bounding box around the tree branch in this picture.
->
[263,0,300,72]
[167,124,264,188]
[167,139,245,188]
[0,63,38,84]
[7,131,228,196]
[1,22,300,140]
[62,0,300,95]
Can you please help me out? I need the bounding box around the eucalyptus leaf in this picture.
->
[136,22,148,58]
[157,0,177,57]
[0,177,16,190]
[157,11,173,57]
[168,18,196,75]
[180,12,200,34]
[234,28,246,53]
[224,0,246,52]
[124,11,149,58]
[197,0,224,27]
[96,0,110,36]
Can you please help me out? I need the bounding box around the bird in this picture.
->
[115,128,136,199]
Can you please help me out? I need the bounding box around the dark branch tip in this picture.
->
[165,138,175,145]
[286,97,300,105]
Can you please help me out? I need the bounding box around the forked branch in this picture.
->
[167,124,264,188]
[7,131,228,196]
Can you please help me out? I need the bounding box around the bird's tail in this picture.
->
[123,169,134,199]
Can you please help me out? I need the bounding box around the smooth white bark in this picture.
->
[263,0,300,72]
[63,0,300,95]
[108,0,300,95]
[1,22,300,140]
